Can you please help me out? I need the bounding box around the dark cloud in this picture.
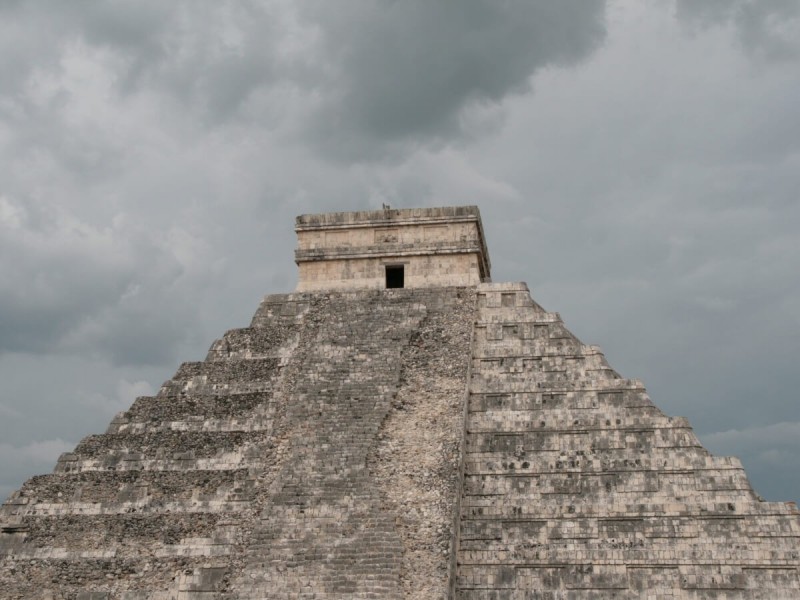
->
[302,0,607,158]
[1,1,608,160]
[0,2,291,129]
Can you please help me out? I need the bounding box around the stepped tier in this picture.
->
[455,283,800,598]
[1,288,475,599]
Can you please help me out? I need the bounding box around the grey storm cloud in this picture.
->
[299,0,606,157]
[1,1,607,159]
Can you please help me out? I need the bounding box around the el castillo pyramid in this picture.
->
[2,206,799,599]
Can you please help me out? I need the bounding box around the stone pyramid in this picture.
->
[1,206,798,599]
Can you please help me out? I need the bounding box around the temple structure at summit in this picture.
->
[294,206,491,290]
[1,206,799,598]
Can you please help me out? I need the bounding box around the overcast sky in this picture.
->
[1,0,799,504]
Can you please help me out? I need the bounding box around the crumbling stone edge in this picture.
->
[447,290,479,599]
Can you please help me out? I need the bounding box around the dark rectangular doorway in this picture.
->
[385,265,404,288]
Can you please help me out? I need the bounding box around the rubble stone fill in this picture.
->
[1,206,798,598]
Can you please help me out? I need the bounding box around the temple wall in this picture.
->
[296,253,482,291]
[296,220,479,250]
[294,205,491,291]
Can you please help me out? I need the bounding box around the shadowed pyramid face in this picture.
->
[1,207,799,599]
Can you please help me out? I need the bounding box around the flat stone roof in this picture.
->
[295,205,482,229]
[294,205,491,277]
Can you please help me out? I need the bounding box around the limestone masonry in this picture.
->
[1,205,799,599]
[294,206,490,291]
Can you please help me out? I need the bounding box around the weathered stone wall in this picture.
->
[0,287,475,599]
[296,253,483,291]
[296,218,479,251]
[294,206,490,291]
[455,282,800,598]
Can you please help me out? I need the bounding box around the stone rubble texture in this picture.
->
[1,206,799,599]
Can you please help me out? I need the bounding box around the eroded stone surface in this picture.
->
[0,288,474,599]
[294,206,491,291]
[455,282,800,599]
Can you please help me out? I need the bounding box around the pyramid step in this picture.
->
[70,430,269,461]
[2,469,257,516]
[0,556,230,599]
[249,293,312,327]
[468,389,656,412]
[459,499,798,519]
[469,378,646,394]
[205,323,303,361]
[117,391,275,428]
[468,411,686,432]
[465,428,703,454]
[463,468,754,496]
[458,537,800,565]
[456,564,800,595]
[159,358,283,396]
[2,513,226,552]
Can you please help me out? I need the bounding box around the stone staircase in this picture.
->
[0,288,474,599]
[232,288,474,599]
